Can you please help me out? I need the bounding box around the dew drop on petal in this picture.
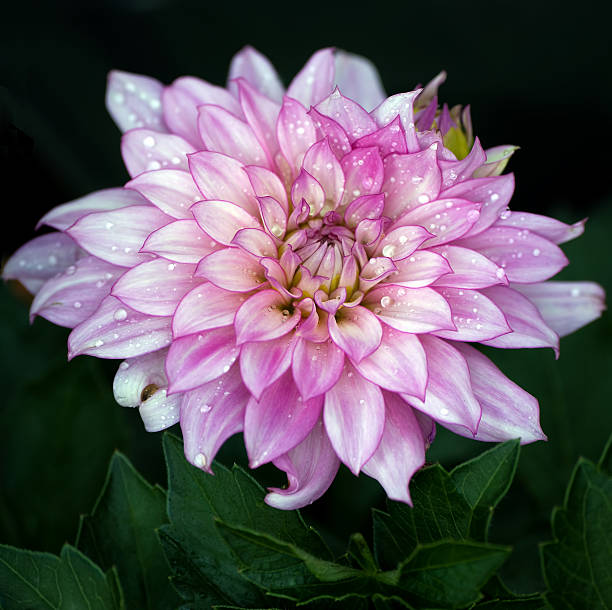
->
[382,244,396,258]
[532,248,541,257]
[194,453,207,468]
[74,301,82,309]
[380,295,393,308]
[113,308,128,321]
[143,136,156,148]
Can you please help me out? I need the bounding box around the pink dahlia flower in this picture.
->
[3,47,605,509]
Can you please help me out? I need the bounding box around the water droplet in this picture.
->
[532,248,541,257]
[571,287,580,297]
[167,263,176,271]
[382,244,396,258]
[194,453,207,468]
[94,339,104,347]
[417,194,430,204]
[74,301,82,309]
[270,224,284,237]
[380,295,393,308]
[143,136,156,147]
[105,222,114,230]
[466,210,480,223]
[491,193,500,202]
[440,408,449,416]
[113,308,128,321]
[199,404,211,413]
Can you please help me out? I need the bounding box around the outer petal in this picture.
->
[126,169,201,219]
[228,46,284,103]
[362,392,426,504]
[402,335,481,434]
[121,129,195,177]
[245,371,323,467]
[30,256,122,328]
[513,281,606,337]
[166,327,240,393]
[494,211,585,245]
[265,419,340,510]
[181,364,251,474]
[315,88,377,142]
[328,305,382,362]
[452,343,546,443]
[112,260,200,316]
[430,245,507,289]
[68,296,172,359]
[323,363,385,474]
[195,248,266,292]
[287,48,335,108]
[138,390,181,432]
[276,97,317,173]
[113,349,169,407]
[371,91,420,152]
[354,326,427,398]
[106,70,166,133]
[333,50,386,112]
[292,337,345,401]
[391,250,452,288]
[67,205,170,267]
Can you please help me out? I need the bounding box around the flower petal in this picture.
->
[315,88,377,142]
[192,200,260,245]
[328,305,382,362]
[195,247,266,292]
[340,147,384,207]
[113,349,169,407]
[495,211,585,245]
[276,97,318,174]
[243,165,289,212]
[323,363,385,474]
[292,337,345,401]
[302,140,345,205]
[245,371,323,467]
[138,390,181,432]
[374,225,432,260]
[228,46,284,103]
[430,245,507,288]
[371,91,420,152]
[333,50,386,112]
[287,48,335,108]
[391,250,452,288]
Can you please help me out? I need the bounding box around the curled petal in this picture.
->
[354,116,407,157]
[333,50,386,112]
[291,170,326,217]
[308,108,352,158]
[113,349,169,407]
[292,337,344,400]
[266,419,340,510]
[245,371,323,467]
[439,137,486,188]
[324,363,385,474]
[430,245,507,289]
[374,225,432,260]
[192,200,260,245]
[315,88,377,142]
[181,364,251,473]
[302,139,345,205]
[287,48,335,108]
[371,91,421,152]
[328,305,382,362]
[473,145,518,178]
[228,46,284,103]
[258,197,288,240]
[195,248,266,292]
[139,390,181,432]
[166,327,240,393]
[243,165,289,212]
[344,193,385,229]
[362,392,426,504]
[513,281,606,337]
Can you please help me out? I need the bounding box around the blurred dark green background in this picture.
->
[1,0,611,595]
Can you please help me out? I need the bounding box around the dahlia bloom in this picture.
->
[3,47,605,509]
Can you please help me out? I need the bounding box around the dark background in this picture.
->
[1,0,611,595]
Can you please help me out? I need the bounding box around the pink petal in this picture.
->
[258,197,288,240]
[363,285,454,333]
[126,169,201,219]
[239,332,297,399]
[381,145,442,221]
[121,129,195,177]
[371,91,421,152]
[106,70,166,133]
[243,165,289,212]
[344,193,385,229]
[452,344,546,443]
[113,349,169,407]
[138,389,181,432]
[457,227,568,283]
[276,97,317,173]
[391,250,452,288]
[291,170,326,216]
[430,245,507,289]
[354,326,427,397]
[287,48,335,108]
[473,145,518,178]
[166,327,240,393]
[232,227,278,258]
[181,364,251,473]
[192,200,260,245]
[323,363,385,474]
[340,147,384,207]
[374,225,432,260]
[354,116,407,157]
[333,50,386,112]
[266,419,340,510]
[198,104,269,167]
[291,337,345,401]
[315,88,377,142]
[112,260,201,316]
[432,287,511,342]
[68,296,172,359]
[307,108,352,159]
[188,151,259,216]
[173,283,246,338]
[39,188,149,231]
[245,371,323,467]
[227,46,284,103]
[67,205,170,267]
[302,139,345,205]
[402,335,481,433]
[479,286,559,352]
[195,247,265,292]
[362,392,426,504]
[494,211,585,245]
[328,305,382,362]
[234,289,300,344]
[30,256,122,328]
[142,219,218,264]
[439,137,486,188]
[513,281,606,337]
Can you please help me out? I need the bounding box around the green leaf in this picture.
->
[0,543,123,609]
[472,598,548,609]
[540,434,612,609]
[76,451,178,610]
[371,593,416,609]
[396,540,511,609]
[298,593,371,608]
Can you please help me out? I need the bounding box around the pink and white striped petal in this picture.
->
[328,305,382,362]
[439,137,486,188]
[291,170,326,216]
[292,337,345,401]
[402,335,481,434]
[126,169,201,219]
[181,364,251,474]
[287,48,335,108]
[364,285,454,333]
[324,363,385,474]
[344,194,385,229]
[138,390,181,432]
[430,245,507,289]
[276,97,317,173]
[334,50,386,112]
[30,256,122,328]
[67,205,170,267]
[354,326,427,398]
[166,327,240,393]
[266,419,340,510]
[232,228,278,258]
[371,91,421,152]
[354,117,407,157]
[374,225,432,260]
[192,200,260,245]
[228,46,284,103]
[188,151,259,216]
[513,281,606,337]
[112,260,200,316]
[494,211,585,245]
[315,89,377,142]
[307,108,352,159]
[302,140,345,205]
[362,392,426,504]
[391,251,452,288]
[113,349,169,407]
[243,165,289,212]
[240,333,297,399]
[68,296,172,360]
[106,70,166,133]
[258,197,288,240]
[195,248,266,292]
[121,129,195,177]
[234,289,301,345]
[340,147,384,206]
[141,219,218,264]
[245,371,323,467]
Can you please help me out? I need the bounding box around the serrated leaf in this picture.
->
[540,435,612,609]
[397,540,511,609]
[371,593,416,609]
[451,440,520,539]
[0,543,123,609]
[76,451,178,610]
